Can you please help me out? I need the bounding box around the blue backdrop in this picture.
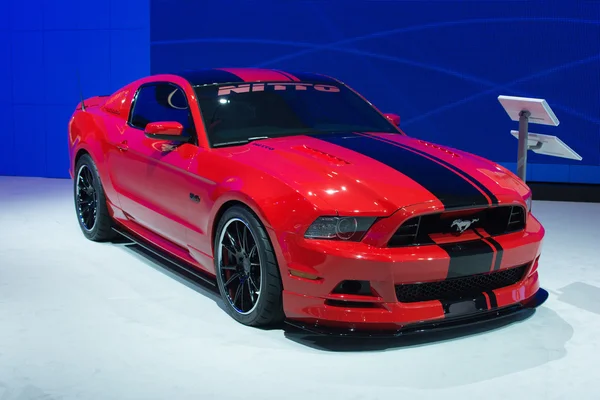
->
[1,0,599,184]
[151,0,600,184]
[0,0,150,178]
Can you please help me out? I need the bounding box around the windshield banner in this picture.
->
[218,83,340,96]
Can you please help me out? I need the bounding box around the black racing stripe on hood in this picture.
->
[365,133,499,205]
[312,133,489,209]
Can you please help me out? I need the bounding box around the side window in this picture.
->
[129,83,196,135]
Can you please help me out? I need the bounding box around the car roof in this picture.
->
[176,68,339,86]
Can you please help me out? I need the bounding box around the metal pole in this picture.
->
[517,110,531,182]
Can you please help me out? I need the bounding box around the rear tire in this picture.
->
[74,154,115,242]
[214,205,284,327]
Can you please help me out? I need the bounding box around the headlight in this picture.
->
[525,193,532,213]
[304,216,376,241]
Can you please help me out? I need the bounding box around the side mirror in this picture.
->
[144,121,186,141]
[384,113,400,126]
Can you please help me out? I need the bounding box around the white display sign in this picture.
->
[510,130,582,160]
[498,95,560,126]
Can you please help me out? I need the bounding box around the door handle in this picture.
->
[117,140,129,152]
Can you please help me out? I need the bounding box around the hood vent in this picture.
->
[417,140,460,158]
[293,145,351,166]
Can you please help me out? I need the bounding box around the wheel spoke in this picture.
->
[233,283,244,308]
[85,211,94,229]
[80,171,88,187]
[249,276,259,293]
[240,281,245,311]
[247,280,255,303]
[236,222,243,252]
[226,231,238,251]
[248,244,257,259]
[224,272,240,287]
[85,168,94,186]
[242,225,248,253]
[221,241,236,255]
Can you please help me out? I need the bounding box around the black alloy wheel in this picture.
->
[215,206,284,326]
[73,154,115,241]
[76,164,98,232]
[218,218,262,315]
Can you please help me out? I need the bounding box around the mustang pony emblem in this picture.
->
[451,218,479,234]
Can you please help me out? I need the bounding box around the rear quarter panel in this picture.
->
[68,83,140,210]
[69,107,124,210]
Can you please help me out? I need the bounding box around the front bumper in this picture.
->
[275,213,545,332]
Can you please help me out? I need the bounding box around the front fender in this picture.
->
[208,173,333,234]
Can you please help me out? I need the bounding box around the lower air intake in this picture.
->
[395,264,528,303]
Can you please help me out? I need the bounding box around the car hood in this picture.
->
[222,132,530,216]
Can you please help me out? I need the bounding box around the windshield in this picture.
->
[193,82,399,147]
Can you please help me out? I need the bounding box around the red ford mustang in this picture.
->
[68,68,545,335]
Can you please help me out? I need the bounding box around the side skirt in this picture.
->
[111,225,217,288]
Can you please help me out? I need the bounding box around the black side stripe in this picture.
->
[486,237,504,271]
[438,240,494,279]
[363,133,499,205]
[314,133,489,209]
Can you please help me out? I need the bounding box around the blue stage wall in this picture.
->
[151,0,600,184]
[2,0,598,183]
[0,0,150,178]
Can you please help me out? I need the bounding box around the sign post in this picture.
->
[517,110,531,180]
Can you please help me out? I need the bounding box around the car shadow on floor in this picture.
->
[555,281,600,316]
[283,307,538,352]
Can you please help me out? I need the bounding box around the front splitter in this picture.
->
[285,288,548,338]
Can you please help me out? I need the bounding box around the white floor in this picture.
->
[1,176,600,400]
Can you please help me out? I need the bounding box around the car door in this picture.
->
[108,82,200,248]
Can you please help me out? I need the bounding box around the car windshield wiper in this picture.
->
[212,136,270,148]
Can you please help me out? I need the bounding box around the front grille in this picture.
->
[395,264,528,303]
[388,205,526,247]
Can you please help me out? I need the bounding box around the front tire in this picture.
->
[214,205,284,327]
[74,154,115,242]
